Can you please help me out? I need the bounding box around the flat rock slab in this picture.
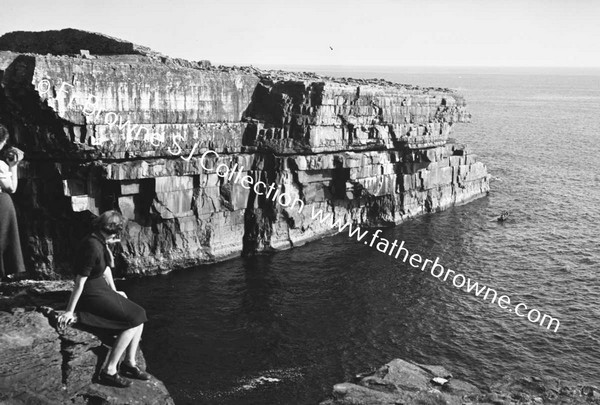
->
[73,378,174,405]
[417,363,453,379]
[321,358,600,405]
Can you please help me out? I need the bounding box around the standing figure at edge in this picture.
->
[0,123,26,280]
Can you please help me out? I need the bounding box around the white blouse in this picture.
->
[0,160,11,179]
[0,161,12,193]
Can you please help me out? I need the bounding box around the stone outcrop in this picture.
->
[0,29,489,278]
[0,281,174,404]
[321,358,600,405]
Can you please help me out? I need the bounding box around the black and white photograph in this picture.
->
[0,0,599,404]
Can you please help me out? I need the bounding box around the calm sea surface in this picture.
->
[123,67,600,404]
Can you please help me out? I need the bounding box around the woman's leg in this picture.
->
[104,327,138,374]
[124,323,144,366]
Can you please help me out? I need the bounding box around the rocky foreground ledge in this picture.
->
[321,359,600,405]
[0,281,174,404]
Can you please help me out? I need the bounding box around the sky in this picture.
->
[1,0,599,68]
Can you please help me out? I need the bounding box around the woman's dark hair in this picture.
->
[94,210,125,235]
[0,124,9,144]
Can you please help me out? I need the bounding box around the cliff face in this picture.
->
[0,29,489,278]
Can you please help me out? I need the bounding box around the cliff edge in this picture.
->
[0,29,489,277]
[0,281,174,404]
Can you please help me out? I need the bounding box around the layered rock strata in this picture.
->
[0,29,489,277]
[321,358,600,405]
[0,281,174,404]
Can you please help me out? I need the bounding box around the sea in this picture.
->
[122,66,600,404]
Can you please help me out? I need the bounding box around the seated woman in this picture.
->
[0,124,26,279]
[58,210,151,387]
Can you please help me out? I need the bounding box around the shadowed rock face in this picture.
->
[0,28,163,58]
[0,29,489,278]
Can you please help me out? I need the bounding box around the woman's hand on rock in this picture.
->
[58,311,76,329]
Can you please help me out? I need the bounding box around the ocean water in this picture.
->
[123,67,600,404]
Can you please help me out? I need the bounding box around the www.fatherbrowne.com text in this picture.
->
[194,148,559,333]
[309,206,561,333]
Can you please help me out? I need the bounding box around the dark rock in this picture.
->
[0,28,165,58]
[329,382,453,405]
[197,60,211,68]
[369,359,431,392]
[322,358,471,404]
[417,364,453,379]
[0,285,174,404]
[443,378,480,395]
[582,386,596,397]
[322,358,600,405]
[0,280,73,311]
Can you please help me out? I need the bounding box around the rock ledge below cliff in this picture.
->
[321,358,600,405]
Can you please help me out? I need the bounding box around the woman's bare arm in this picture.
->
[65,275,87,312]
[103,266,117,291]
[0,165,17,193]
[8,164,18,191]
[58,275,87,328]
[103,266,128,297]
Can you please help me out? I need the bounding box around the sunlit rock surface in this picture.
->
[0,29,489,277]
[321,358,600,405]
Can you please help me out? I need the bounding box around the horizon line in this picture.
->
[214,62,600,69]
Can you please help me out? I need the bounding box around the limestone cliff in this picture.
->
[0,29,489,278]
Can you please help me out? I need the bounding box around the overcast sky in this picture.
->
[1,0,599,67]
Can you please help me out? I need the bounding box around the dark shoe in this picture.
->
[98,370,132,388]
[120,362,151,380]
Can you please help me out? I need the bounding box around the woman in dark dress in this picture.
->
[0,124,26,279]
[58,210,151,387]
